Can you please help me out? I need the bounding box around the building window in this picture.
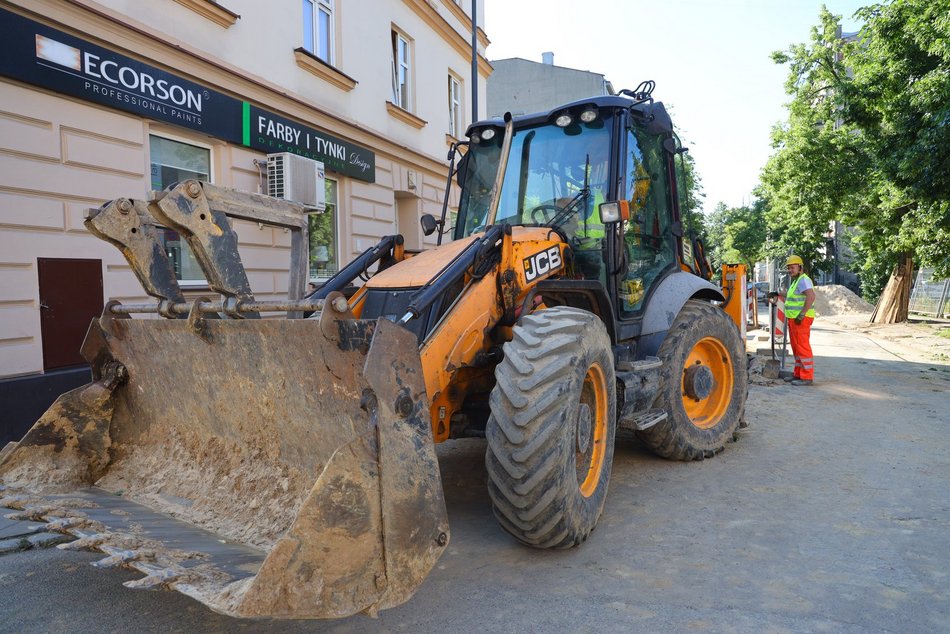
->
[149,135,211,283]
[448,74,462,138]
[309,178,338,279]
[303,0,333,63]
[391,30,411,110]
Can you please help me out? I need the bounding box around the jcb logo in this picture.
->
[523,246,562,282]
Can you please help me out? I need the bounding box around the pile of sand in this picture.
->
[813,284,874,316]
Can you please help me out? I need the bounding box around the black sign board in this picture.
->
[243,106,375,181]
[0,7,375,182]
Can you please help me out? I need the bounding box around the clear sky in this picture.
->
[482,0,868,215]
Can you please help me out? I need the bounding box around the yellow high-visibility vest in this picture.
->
[575,190,606,248]
[785,274,815,318]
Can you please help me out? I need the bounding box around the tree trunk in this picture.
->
[870,253,913,324]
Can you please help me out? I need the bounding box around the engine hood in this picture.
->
[365,226,559,289]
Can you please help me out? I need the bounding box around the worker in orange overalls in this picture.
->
[769,255,816,385]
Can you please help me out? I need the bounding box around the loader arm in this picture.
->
[361,225,570,442]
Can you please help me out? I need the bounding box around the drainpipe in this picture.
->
[471,0,478,123]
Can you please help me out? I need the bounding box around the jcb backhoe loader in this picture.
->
[0,84,746,619]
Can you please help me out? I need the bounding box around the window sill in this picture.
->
[386,102,427,129]
[445,133,461,147]
[294,48,358,92]
[173,0,239,27]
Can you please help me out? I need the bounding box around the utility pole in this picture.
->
[471,0,478,123]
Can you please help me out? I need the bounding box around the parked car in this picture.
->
[753,281,770,303]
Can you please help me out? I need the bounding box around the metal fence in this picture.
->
[909,268,950,318]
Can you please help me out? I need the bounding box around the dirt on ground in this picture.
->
[805,285,950,363]
[812,284,874,316]
[820,313,950,364]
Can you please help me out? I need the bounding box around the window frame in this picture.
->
[147,131,214,286]
[309,176,340,282]
[303,0,334,64]
[448,73,463,138]
[391,29,412,111]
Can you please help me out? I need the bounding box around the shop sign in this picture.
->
[0,7,375,182]
[244,106,374,181]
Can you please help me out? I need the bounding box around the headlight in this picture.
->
[555,112,573,127]
[480,127,496,140]
[579,108,598,123]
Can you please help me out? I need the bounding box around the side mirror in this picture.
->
[420,213,440,236]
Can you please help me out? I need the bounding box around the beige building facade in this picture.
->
[0,0,489,440]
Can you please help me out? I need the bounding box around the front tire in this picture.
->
[486,307,616,548]
[637,300,747,460]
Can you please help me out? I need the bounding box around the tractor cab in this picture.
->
[453,91,687,321]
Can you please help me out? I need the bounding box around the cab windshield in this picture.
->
[455,118,612,240]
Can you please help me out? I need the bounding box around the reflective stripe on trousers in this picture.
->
[788,316,814,380]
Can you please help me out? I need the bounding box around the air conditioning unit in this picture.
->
[267,152,326,211]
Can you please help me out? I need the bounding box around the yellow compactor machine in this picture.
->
[0,84,747,619]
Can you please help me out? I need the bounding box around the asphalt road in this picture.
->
[1,318,948,633]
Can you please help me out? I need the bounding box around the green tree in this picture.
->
[676,149,706,240]
[842,0,950,293]
[704,201,768,272]
[760,6,865,277]
[724,200,769,269]
[704,202,729,270]
[762,1,950,305]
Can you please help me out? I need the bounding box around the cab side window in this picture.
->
[620,126,677,314]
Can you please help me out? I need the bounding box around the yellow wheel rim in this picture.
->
[577,362,608,498]
[681,337,733,429]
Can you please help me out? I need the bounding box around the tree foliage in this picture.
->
[760,0,950,302]
[704,201,768,271]
[674,141,707,241]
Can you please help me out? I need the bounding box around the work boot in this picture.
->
[783,375,796,382]
[791,379,813,386]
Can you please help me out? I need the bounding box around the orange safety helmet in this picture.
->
[785,255,804,267]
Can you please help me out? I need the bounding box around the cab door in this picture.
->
[614,121,679,317]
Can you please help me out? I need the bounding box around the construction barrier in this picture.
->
[772,298,786,344]
[747,284,758,329]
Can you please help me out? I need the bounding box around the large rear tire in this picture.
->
[486,307,616,548]
[638,299,747,460]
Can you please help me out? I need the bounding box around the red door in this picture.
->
[38,258,104,370]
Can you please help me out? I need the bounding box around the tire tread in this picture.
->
[486,306,616,548]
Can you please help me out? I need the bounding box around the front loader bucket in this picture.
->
[0,312,448,619]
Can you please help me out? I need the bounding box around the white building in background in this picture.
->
[0,0,490,441]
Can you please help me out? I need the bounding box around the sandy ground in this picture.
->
[2,307,949,632]
[751,302,950,367]
[820,313,950,365]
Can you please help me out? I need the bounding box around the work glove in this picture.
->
[794,314,804,325]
